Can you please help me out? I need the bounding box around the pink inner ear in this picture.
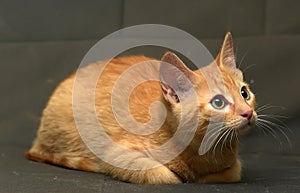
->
[159,52,195,104]
[160,82,180,104]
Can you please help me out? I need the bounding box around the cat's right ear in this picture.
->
[216,32,236,69]
[159,52,195,104]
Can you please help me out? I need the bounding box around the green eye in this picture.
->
[241,86,250,100]
[210,95,227,109]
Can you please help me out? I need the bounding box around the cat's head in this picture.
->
[159,32,257,136]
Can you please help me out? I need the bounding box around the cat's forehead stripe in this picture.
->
[205,69,244,105]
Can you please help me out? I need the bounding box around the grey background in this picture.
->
[0,0,299,192]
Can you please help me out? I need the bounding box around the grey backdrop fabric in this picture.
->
[0,0,299,192]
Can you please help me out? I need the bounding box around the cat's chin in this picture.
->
[237,122,252,136]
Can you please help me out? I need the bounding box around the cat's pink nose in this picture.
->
[241,110,253,120]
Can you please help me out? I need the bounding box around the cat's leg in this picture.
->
[108,163,183,184]
[27,151,182,184]
[99,151,183,184]
[26,143,182,184]
[198,159,241,183]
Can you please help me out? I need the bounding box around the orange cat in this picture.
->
[26,32,257,184]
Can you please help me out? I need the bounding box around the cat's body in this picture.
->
[26,33,257,184]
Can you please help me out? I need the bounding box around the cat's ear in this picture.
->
[216,32,236,69]
[159,52,195,104]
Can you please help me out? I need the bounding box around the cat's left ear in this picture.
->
[159,52,195,104]
[216,32,236,69]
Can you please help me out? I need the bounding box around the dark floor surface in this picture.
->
[1,119,299,193]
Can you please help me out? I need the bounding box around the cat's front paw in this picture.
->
[140,166,183,184]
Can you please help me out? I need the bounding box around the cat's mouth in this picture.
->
[237,112,258,135]
[237,120,253,135]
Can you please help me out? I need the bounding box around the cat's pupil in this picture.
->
[241,86,249,99]
[214,99,223,107]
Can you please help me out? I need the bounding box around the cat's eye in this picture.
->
[210,95,227,109]
[241,86,250,100]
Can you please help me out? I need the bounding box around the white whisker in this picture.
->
[257,121,281,140]
[212,128,230,158]
[229,129,235,152]
[204,127,227,156]
[221,129,233,155]
[242,63,257,73]
[237,49,249,69]
[257,118,292,148]
[256,104,285,113]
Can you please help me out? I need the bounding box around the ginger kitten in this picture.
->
[26,32,257,184]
